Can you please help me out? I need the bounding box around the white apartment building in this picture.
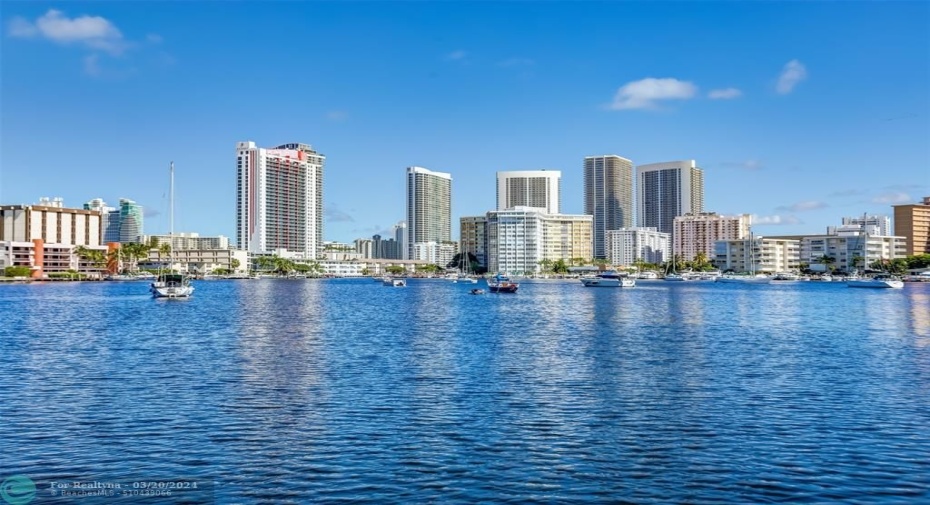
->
[407,167,452,260]
[497,170,561,214]
[673,212,751,261]
[487,207,592,275]
[637,160,704,239]
[0,203,105,276]
[460,215,489,268]
[236,141,325,259]
[605,227,670,266]
[793,233,907,272]
[143,233,230,250]
[584,155,634,259]
[829,215,892,237]
[412,241,458,266]
[714,237,801,273]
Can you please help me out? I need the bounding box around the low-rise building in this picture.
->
[143,233,230,250]
[0,202,106,277]
[714,237,800,273]
[140,248,248,274]
[487,206,593,275]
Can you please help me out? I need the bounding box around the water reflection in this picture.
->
[2,280,930,502]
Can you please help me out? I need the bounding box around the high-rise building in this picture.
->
[84,198,121,244]
[673,212,750,261]
[406,167,452,260]
[637,160,704,239]
[118,198,144,244]
[393,221,407,260]
[236,141,325,258]
[605,227,670,266]
[893,197,930,255]
[460,215,489,268]
[496,170,561,214]
[584,155,634,259]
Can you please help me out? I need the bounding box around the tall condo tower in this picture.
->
[236,141,325,258]
[636,160,704,237]
[406,166,452,259]
[118,198,144,244]
[584,155,634,259]
[496,170,561,214]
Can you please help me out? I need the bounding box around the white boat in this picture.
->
[382,276,406,287]
[847,274,904,289]
[453,275,478,284]
[637,271,659,280]
[772,272,800,281]
[664,273,688,281]
[152,162,194,299]
[580,271,635,287]
[716,273,772,284]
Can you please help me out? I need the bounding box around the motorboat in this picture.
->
[847,274,904,289]
[716,273,772,284]
[382,276,406,287]
[580,271,635,287]
[469,288,485,295]
[487,274,518,293]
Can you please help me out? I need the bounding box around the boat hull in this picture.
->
[580,278,635,287]
[152,285,194,298]
[716,276,772,284]
[488,283,518,293]
[847,279,904,289]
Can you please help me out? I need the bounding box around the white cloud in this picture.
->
[610,77,697,110]
[444,50,467,61]
[872,192,912,204]
[776,59,807,94]
[8,9,126,55]
[708,87,742,99]
[775,200,828,212]
[751,214,802,226]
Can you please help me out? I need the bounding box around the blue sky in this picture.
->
[2,1,928,243]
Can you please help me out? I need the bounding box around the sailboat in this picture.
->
[716,230,771,284]
[847,214,904,289]
[151,161,194,298]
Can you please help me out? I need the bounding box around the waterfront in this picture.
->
[1,279,929,503]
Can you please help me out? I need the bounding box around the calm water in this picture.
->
[1,279,929,503]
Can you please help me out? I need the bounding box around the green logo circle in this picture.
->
[0,476,36,505]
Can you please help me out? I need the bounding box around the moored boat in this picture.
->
[488,274,519,293]
[847,274,904,289]
[580,271,635,287]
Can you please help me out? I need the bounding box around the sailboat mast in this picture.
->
[169,162,174,266]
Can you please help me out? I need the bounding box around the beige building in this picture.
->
[141,248,248,274]
[673,212,750,261]
[893,196,930,255]
[769,233,907,272]
[497,170,561,214]
[0,203,105,277]
[714,237,800,273]
[460,216,489,268]
[487,207,592,275]
[143,233,230,250]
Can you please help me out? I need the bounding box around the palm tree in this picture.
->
[230,258,241,272]
[552,258,569,274]
[538,259,553,273]
[693,252,709,271]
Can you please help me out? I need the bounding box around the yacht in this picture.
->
[716,273,772,284]
[382,276,406,287]
[637,271,659,280]
[847,274,904,289]
[580,271,636,288]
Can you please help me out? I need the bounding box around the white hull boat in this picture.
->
[847,276,904,289]
[581,271,636,287]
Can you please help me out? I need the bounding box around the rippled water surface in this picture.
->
[2,279,929,503]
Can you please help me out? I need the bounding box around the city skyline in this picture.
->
[2,2,928,243]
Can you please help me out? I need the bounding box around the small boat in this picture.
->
[382,276,406,287]
[487,274,518,293]
[151,273,195,298]
[637,271,659,280]
[469,288,485,295]
[151,162,193,299]
[664,273,688,281]
[580,271,635,287]
[453,275,479,284]
[847,274,904,289]
[772,272,800,281]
